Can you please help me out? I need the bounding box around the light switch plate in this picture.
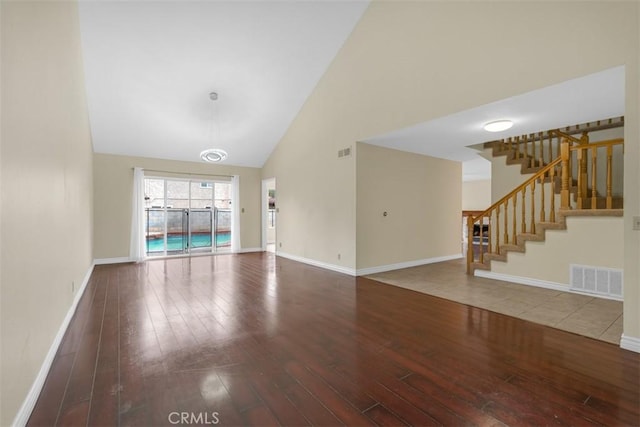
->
[634,216,640,231]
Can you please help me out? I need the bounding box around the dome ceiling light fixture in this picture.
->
[200,91,227,163]
[483,119,514,132]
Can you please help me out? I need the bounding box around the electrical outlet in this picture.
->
[279,242,282,248]
[337,253,341,260]
[633,216,640,231]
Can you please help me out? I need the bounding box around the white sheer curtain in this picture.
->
[129,167,146,262]
[231,175,241,253]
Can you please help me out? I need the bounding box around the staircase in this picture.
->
[466,117,624,274]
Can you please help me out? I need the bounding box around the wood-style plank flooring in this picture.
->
[29,253,640,426]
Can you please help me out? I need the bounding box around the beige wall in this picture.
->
[463,179,491,211]
[0,2,94,424]
[93,153,262,259]
[623,5,640,341]
[262,1,638,336]
[356,143,461,269]
[491,216,623,286]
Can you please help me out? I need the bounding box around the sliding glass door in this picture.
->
[144,177,231,257]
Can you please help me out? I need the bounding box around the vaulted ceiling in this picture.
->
[78,2,625,181]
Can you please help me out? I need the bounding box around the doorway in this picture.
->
[144,177,232,257]
[262,178,276,253]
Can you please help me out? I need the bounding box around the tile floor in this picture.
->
[367,258,623,345]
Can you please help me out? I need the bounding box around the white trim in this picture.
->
[474,270,624,301]
[12,263,95,427]
[276,251,356,276]
[620,334,640,353]
[94,257,132,265]
[474,270,568,292]
[239,247,263,253]
[356,254,463,276]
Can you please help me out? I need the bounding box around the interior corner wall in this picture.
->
[463,179,491,211]
[261,1,637,335]
[0,2,94,424]
[356,143,461,270]
[93,153,262,260]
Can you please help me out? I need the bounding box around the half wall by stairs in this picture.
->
[467,119,625,298]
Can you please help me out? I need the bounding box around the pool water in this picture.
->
[146,232,230,253]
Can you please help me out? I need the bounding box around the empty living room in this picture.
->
[2,1,639,426]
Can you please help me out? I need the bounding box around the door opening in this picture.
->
[262,178,276,253]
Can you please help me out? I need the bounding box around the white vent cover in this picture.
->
[570,264,623,299]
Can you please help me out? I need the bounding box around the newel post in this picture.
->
[466,215,474,274]
[560,138,571,209]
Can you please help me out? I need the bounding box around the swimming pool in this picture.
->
[146,232,230,253]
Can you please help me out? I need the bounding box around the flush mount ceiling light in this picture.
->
[200,91,228,163]
[200,148,227,163]
[483,119,513,132]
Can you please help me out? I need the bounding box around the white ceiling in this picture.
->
[78,2,624,178]
[78,1,369,167]
[362,66,625,181]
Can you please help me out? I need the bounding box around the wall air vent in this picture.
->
[338,146,352,158]
[570,264,623,299]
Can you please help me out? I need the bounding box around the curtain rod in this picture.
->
[134,168,234,179]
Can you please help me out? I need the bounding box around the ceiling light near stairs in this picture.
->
[483,120,513,132]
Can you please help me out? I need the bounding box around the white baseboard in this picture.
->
[12,262,95,427]
[276,251,356,276]
[620,334,640,353]
[474,270,624,301]
[238,247,263,253]
[356,254,463,276]
[94,256,131,265]
[474,270,569,292]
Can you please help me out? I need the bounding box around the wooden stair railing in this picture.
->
[467,137,624,274]
[487,116,623,175]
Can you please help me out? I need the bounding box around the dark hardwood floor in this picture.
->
[28,253,639,426]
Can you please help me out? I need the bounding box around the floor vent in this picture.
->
[570,264,623,299]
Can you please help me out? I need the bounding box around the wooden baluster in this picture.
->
[488,214,492,259]
[496,206,500,254]
[512,193,517,240]
[538,131,544,167]
[479,216,484,265]
[591,146,597,209]
[467,215,474,273]
[540,169,546,222]
[576,147,584,209]
[549,162,556,222]
[504,200,508,245]
[521,135,526,161]
[509,137,513,157]
[521,186,527,233]
[529,133,535,168]
[514,136,519,159]
[548,133,554,161]
[530,181,536,234]
[606,145,613,209]
[560,138,570,209]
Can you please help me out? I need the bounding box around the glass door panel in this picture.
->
[166,180,190,254]
[144,178,166,256]
[214,182,232,250]
[190,182,213,253]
